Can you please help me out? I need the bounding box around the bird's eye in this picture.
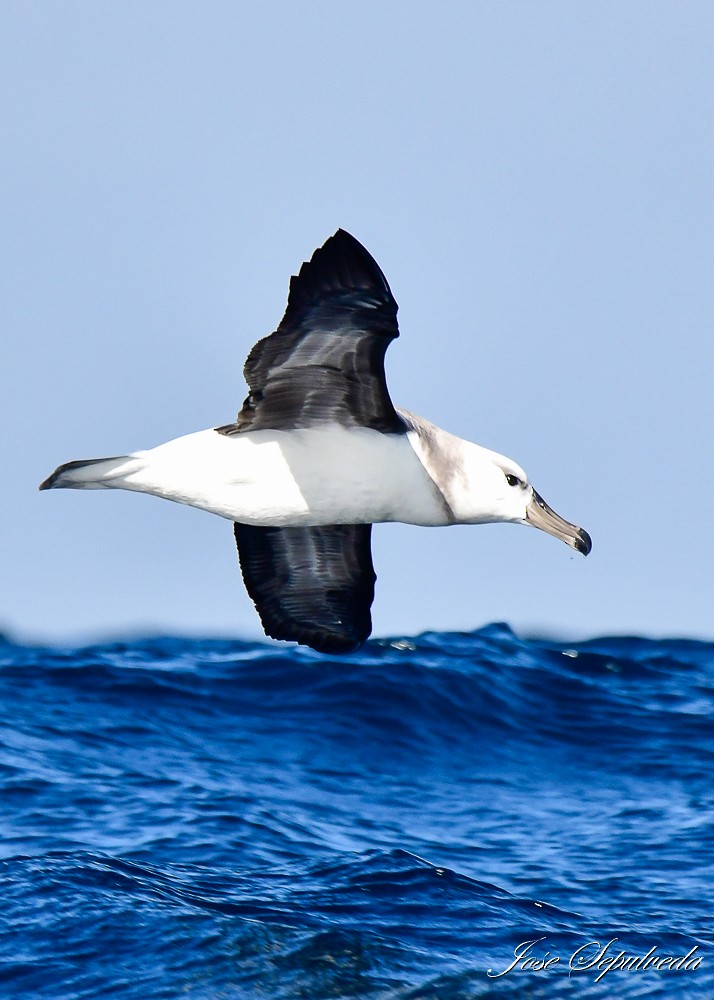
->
[505,474,523,488]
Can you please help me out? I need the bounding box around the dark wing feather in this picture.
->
[218,230,404,434]
[234,522,376,654]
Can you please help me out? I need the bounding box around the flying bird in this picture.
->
[40,230,591,653]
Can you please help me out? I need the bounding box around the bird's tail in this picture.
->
[39,455,142,491]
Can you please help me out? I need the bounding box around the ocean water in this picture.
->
[0,624,712,999]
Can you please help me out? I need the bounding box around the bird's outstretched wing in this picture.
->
[217,229,404,434]
[233,523,376,653]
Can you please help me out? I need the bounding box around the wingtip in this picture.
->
[331,227,364,248]
[324,228,375,263]
[287,228,396,313]
[293,628,368,655]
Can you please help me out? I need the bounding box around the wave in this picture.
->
[2,624,712,770]
[0,845,706,998]
[1,626,712,997]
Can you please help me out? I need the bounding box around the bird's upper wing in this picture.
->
[233,522,375,653]
[217,229,404,434]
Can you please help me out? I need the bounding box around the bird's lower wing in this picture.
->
[233,523,376,654]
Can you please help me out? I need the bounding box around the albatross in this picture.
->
[40,230,591,653]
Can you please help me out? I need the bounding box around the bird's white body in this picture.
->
[51,412,531,529]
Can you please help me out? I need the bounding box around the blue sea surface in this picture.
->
[0,624,712,998]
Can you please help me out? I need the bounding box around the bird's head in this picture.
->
[450,442,592,556]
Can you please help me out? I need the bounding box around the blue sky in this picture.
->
[3,2,713,642]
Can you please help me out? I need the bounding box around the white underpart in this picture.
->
[52,416,532,528]
[59,426,445,526]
